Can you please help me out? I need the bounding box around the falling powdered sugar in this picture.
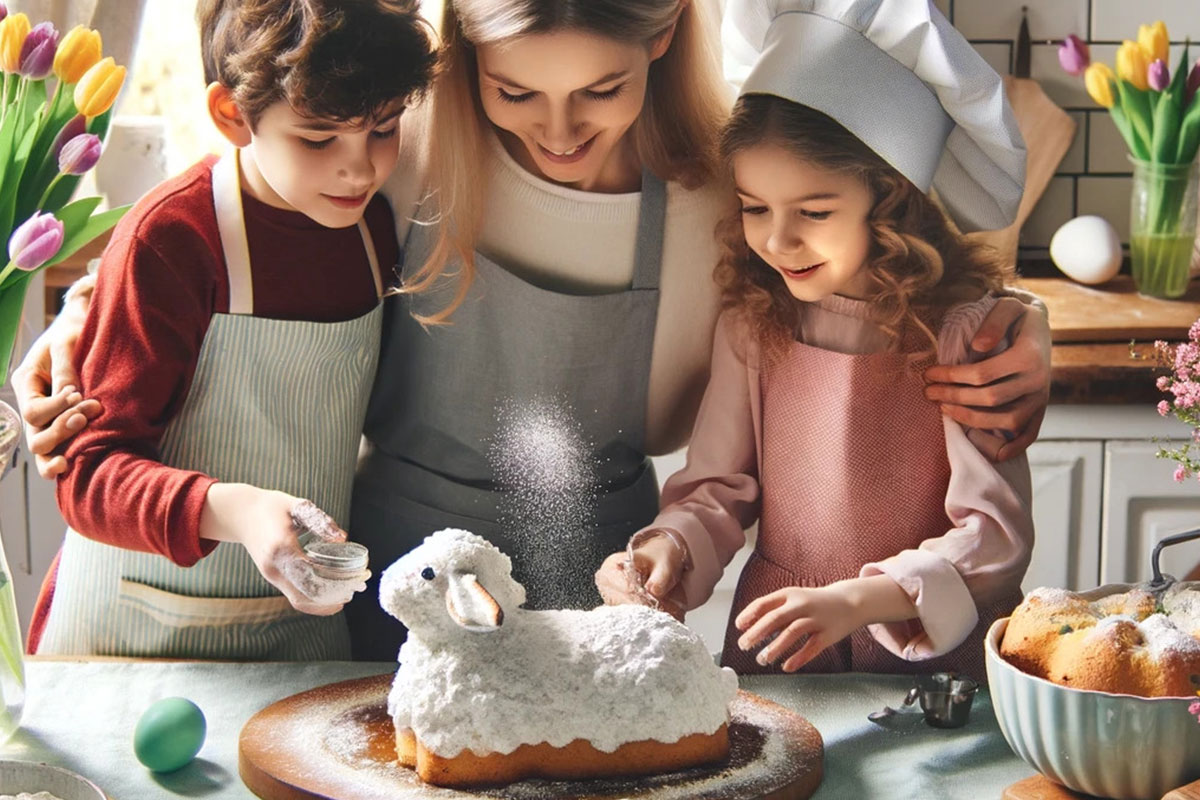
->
[487,397,600,609]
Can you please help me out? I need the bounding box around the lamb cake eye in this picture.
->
[421,567,436,581]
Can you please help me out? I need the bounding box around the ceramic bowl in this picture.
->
[0,761,106,800]
[986,593,1200,800]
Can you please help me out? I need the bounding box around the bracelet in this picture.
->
[627,528,693,572]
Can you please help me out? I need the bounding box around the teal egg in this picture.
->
[133,697,206,772]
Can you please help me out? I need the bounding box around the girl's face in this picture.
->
[733,142,875,302]
[475,28,671,193]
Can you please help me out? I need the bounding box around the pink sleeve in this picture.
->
[860,295,1034,659]
[642,313,762,609]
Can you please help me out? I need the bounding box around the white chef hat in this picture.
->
[722,0,1025,232]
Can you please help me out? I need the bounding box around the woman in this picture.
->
[15,0,1051,662]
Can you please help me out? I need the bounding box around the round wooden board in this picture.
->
[239,674,823,800]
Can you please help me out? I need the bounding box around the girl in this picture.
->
[597,0,1034,678]
[16,0,1049,663]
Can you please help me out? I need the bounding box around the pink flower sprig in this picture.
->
[1152,318,1200,481]
[1190,689,1200,724]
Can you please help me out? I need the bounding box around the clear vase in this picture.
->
[0,401,25,744]
[1129,157,1200,299]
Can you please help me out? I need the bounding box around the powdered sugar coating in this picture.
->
[380,529,738,758]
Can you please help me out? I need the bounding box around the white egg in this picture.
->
[1049,215,1122,285]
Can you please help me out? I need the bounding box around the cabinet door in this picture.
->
[1103,441,1200,584]
[1027,441,1102,591]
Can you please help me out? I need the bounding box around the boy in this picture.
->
[28,0,436,659]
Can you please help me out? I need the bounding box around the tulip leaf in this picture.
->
[1152,88,1183,163]
[0,274,31,381]
[1177,94,1200,165]
[1119,83,1155,158]
[42,204,129,271]
[1169,43,1190,97]
[1109,102,1149,161]
[52,196,102,232]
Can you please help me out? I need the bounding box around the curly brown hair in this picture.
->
[715,94,1011,361]
[197,0,438,128]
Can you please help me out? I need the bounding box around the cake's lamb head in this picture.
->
[379,528,526,638]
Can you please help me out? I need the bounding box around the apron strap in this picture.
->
[212,151,255,315]
[356,219,384,298]
[631,170,667,291]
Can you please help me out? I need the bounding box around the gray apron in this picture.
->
[39,152,383,660]
[349,172,667,659]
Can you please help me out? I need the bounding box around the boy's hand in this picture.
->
[735,585,863,673]
[595,531,687,621]
[201,485,369,615]
[12,275,98,479]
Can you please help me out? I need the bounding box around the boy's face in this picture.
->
[475,28,670,193]
[238,100,403,229]
[733,142,875,303]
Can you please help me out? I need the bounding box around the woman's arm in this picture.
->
[923,294,1051,461]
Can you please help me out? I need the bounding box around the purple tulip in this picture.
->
[49,114,87,161]
[1149,59,1170,92]
[1188,60,1200,108]
[0,5,9,23]
[57,133,101,175]
[1058,34,1090,76]
[8,212,64,271]
[17,22,57,80]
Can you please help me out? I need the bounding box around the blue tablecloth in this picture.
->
[0,659,1037,799]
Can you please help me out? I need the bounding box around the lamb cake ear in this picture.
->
[445,573,504,632]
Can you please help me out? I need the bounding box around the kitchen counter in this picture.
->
[1017,276,1200,404]
[1,658,1034,800]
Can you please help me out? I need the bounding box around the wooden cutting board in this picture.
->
[1016,277,1200,343]
[1003,774,1200,799]
[238,674,824,800]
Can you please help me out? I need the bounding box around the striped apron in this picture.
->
[38,152,383,660]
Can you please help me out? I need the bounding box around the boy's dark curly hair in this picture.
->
[197,0,437,127]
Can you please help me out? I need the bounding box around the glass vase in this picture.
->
[0,400,25,744]
[1129,157,1200,299]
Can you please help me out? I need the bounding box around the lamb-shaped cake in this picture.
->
[380,528,739,788]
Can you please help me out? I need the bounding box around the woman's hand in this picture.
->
[595,531,687,621]
[11,275,98,478]
[736,575,917,672]
[200,485,369,615]
[923,297,1051,461]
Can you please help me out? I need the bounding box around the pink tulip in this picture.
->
[17,21,56,80]
[57,133,101,175]
[1148,59,1170,92]
[1058,35,1090,76]
[8,211,63,271]
[49,114,87,161]
[0,5,9,23]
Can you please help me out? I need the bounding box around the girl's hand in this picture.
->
[595,530,688,621]
[736,575,917,672]
[200,485,370,615]
[12,275,98,479]
[922,297,1051,462]
[735,585,862,672]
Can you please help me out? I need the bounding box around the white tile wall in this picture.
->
[949,0,1200,253]
[1090,0,1200,41]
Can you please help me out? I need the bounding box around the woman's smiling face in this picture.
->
[475,28,671,193]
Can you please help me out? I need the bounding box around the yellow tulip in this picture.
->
[0,13,30,74]
[73,57,126,118]
[54,26,102,84]
[1085,62,1116,108]
[1117,40,1151,90]
[1137,20,1169,65]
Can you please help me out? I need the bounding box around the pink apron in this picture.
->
[720,339,1019,679]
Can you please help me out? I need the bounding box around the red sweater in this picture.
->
[30,156,397,650]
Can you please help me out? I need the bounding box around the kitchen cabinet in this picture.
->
[1028,405,1200,593]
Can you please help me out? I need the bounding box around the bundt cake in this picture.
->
[1000,584,1200,697]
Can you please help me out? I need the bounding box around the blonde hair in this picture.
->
[404,0,730,324]
[715,94,1010,362]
